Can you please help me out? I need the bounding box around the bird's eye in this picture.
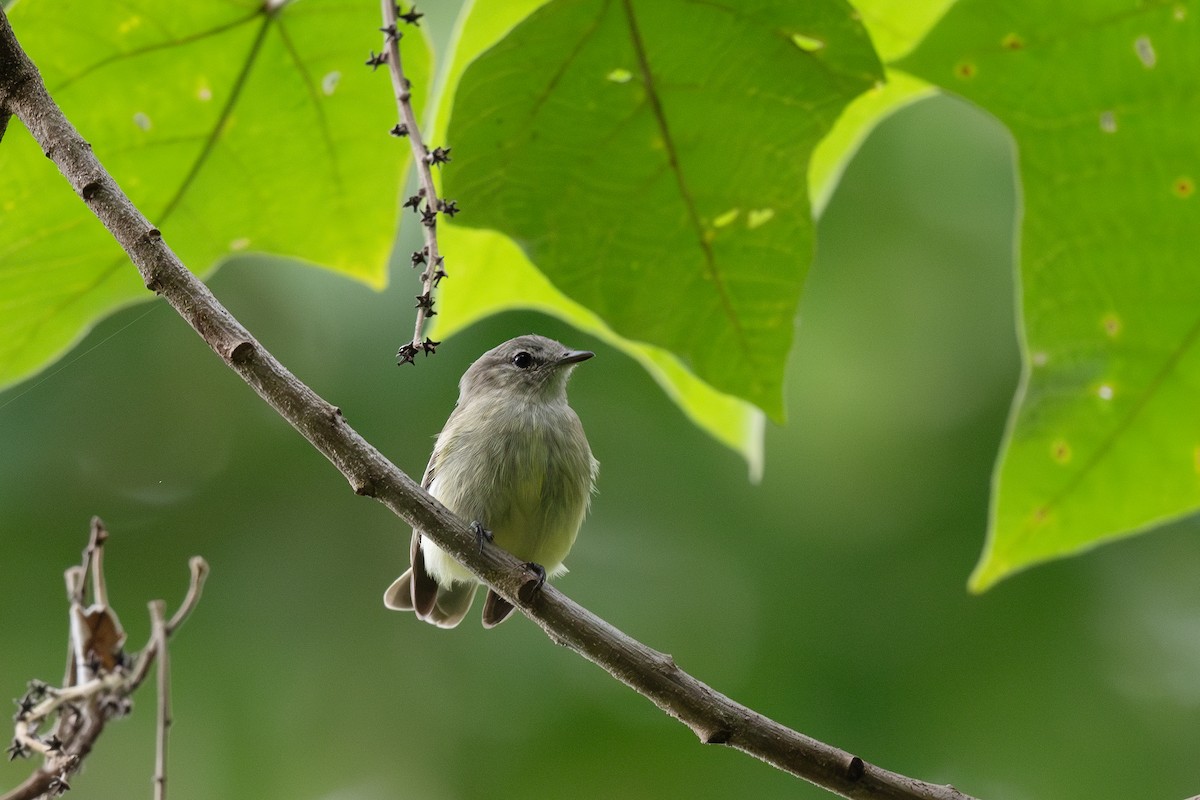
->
[511,351,534,369]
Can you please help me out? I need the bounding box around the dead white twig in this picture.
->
[1,518,208,800]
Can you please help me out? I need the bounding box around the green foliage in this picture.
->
[5,0,1200,585]
[444,0,882,421]
[903,0,1200,589]
[427,0,769,473]
[0,0,429,389]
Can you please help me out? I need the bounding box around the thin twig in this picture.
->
[377,1,449,365]
[0,12,972,800]
[1,517,208,800]
[167,557,209,635]
[150,601,169,800]
[86,516,109,608]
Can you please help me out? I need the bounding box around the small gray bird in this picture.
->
[384,334,599,628]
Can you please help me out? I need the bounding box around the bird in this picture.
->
[384,334,599,628]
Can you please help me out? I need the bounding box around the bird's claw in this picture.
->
[518,562,547,604]
[471,521,493,555]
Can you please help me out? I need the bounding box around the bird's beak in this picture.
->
[558,349,594,365]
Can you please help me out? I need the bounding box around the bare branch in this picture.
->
[0,11,973,800]
[166,557,209,635]
[1,517,207,800]
[150,601,170,800]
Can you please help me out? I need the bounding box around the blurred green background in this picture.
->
[4,26,1200,800]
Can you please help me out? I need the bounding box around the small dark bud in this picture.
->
[365,50,388,70]
[390,123,409,137]
[403,193,422,211]
[44,735,63,753]
[14,698,34,723]
[396,343,419,365]
[426,146,452,165]
[411,249,427,267]
[48,773,70,795]
[380,23,399,40]
[420,337,440,355]
[5,739,29,761]
[438,199,460,217]
[414,292,436,315]
[398,5,424,25]
[420,207,438,227]
[431,268,447,287]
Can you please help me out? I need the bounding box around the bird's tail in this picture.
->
[384,570,479,629]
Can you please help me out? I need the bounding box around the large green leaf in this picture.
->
[426,0,767,475]
[443,0,882,420]
[0,0,430,389]
[427,1,950,472]
[903,1,1200,590]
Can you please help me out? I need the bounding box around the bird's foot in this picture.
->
[518,562,547,604]
[471,520,493,555]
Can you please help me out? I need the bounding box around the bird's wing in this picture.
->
[410,420,452,617]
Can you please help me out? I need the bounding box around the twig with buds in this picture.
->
[372,2,454,365]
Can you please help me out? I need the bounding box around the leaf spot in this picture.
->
[229,237,251,251]
[1031,350,1049,367]
[790,33,825,53]
[954,61,976,79]
[1001,33,1024,50]
[1173,176,1194,199]
[321,71,341,96]
[118,16,143,35]
[132,112,151,131]
[1134,35,1156,68]
[747,209,775,229]
[606,68,633,83]
[1101,313,1122,338]
[1051,439,1072,464]
[1097,383,1114,401]
[1099,110,1117,133]
[1174,4,1187,21]
[712,209,739,228]
[197,83,213,102]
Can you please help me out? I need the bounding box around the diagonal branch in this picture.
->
[0,11,972,800]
